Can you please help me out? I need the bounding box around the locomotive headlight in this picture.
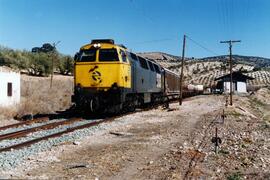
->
[93,43,101,48]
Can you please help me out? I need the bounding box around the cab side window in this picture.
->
[120,50,127,62]
[138,57,149,69]
[127,52,138,62]
[147,61,155,72]
[153,64,161,74]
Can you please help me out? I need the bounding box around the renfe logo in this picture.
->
[92,71,102,82]
[89,66,102,85]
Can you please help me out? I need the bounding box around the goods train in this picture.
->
[72,39,202,113]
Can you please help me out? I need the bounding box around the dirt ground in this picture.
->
[5,94,270,179]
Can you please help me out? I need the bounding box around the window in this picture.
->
[79,49,96,62]
[120,50,127,62]
[147,61,155,72]
[153,64,161,74]
[99,48,119,62]
[7,82,12,97]
[138,56,149,69]
[130,52,138,61]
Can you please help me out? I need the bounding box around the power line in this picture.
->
[130,35,220,57]
[186,36,220,56]
[217,0,226,34]
[220,40,241,106]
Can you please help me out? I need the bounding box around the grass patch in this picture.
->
[248,97,269,122]
[251,98,267,107]
[262,105,270,121]
[219,149,230,155]
[227,172,242,180]
[18,75,73,117]
[261,121,270,129]
[227,111,242,118]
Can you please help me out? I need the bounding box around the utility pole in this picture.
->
[50,41,61,88]
[220,40,241,106]
[179,35,186,105]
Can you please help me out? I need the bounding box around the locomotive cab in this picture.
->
[72,39,132,113]
[74,41,131,90]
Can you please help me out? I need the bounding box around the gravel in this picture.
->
[0,117,125,170]
[0,119,98,148]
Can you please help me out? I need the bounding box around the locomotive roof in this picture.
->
[80,42,127,51]
[80,40,178,76]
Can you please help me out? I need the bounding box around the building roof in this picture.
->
[215,71,254,81]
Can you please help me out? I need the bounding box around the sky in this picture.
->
[0,0,270,58]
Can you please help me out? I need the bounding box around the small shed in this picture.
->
[0,67,20,107]
[215,71,254,93]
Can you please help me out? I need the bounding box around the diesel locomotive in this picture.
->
[72,39,186,114]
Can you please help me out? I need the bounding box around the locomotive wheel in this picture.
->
[107,104,122,115]
[127,101,136,112]
[90,98,99,113]
[122,95,136,113]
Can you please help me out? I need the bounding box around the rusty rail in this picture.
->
[0,117,116,153]
[0,117,82,141]
[0,92,202,153]
[0,117,49,131]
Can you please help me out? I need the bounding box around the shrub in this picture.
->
[58,55,74,75]
[227,172,242,180]
[0,46,73,77]
[27,52,52,76]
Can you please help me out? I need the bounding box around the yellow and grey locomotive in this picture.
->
[72,39,186,113]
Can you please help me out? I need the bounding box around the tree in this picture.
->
[58,56,74,75]
[0,46,73,77]
[27,53,51,76]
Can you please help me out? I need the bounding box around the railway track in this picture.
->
[0,117,82,141]
[0,117,49,131]
[0,108,132,153]
[0,116,116,153]
[0,94,199,154]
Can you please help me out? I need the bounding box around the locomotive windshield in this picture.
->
[99,49,119,62]
[78,49,97,62]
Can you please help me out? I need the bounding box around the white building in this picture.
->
[215,71,254,93]
[0,67,20,107]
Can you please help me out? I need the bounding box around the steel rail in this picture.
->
[0,117,116,153]
[0,117,49,131]
[0,118,82,141]
[0,93,201,153]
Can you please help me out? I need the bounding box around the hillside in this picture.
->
[1,46,269,88]
[138,52,270,68]
[139,52,270,87]
[200,55,270,67]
